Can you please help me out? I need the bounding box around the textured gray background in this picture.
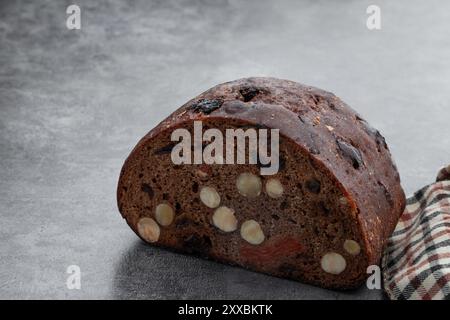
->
[1,0,449,299]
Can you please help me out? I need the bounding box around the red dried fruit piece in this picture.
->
[239,237,305,264]
[195,164,213,178]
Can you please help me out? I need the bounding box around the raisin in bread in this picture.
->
[117,77,405,289]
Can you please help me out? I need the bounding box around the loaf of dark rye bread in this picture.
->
[117,77,405,289]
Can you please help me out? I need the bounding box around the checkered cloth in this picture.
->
[382,165,450,300]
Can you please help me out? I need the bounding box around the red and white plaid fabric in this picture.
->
[382,165,450,300]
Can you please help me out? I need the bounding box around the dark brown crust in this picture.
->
[117,77,406,289]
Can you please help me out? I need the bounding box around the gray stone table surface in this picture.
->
[1,0,449,299]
